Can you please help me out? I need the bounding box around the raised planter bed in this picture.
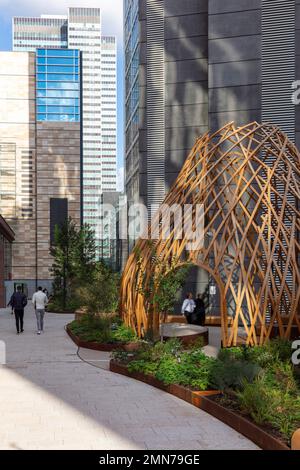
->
[109,360,291,451]
[66,325,140,352]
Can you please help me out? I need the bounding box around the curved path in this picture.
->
[0,305,258,450]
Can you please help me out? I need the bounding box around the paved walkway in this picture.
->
[0,305,259,450]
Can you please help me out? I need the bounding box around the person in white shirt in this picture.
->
[181,293,196,324]
[32,286,48,335]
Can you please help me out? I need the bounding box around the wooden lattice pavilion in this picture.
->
[120,122,300,346]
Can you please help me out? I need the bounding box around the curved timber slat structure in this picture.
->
[120,122,300,346]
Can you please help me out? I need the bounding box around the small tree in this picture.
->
[50,218,96,311]
[76,261,120,316]
[135,243,191,340]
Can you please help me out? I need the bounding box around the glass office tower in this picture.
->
[36,48,80,122]
[124,0,139,208]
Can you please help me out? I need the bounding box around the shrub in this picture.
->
[112,324,137,343]
[237,377,300,440]
[69,314,137,344]
[209,359,261,392]
[236,379,274,425]
[218,347,245,363]
[128,359,159,375]
[262,361,299,395]
[267,338,293,363]
[125,338,215,390]
[76,262,119,316]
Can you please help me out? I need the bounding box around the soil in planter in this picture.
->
[209,394,291,448]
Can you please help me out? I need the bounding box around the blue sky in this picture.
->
[0,0,124,189]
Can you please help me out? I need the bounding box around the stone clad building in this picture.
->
[0,216,14,308]
[0,51,81,300]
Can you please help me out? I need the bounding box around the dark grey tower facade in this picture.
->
[124,0,300,310]
[125,0,209,212]
[125,0,300,208]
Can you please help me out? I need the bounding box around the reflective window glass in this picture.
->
[47,65,75,74]
[47,57,76,65]
[35,48,80,122]
[46,114,79,122]
[47,73,78,81]
[37,89,47,97]
[46,82,79,90]
[46,89,79,97]
[47,106,80,114]
[46,49,75,57]
[38,98,79,106]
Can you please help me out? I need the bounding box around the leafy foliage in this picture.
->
[76,261,120,316]
[127,338,215,390]
[50,218,96,311]
[113,336,300,442]
[237,377,300,439]
[209,359,261,392]
[69,314,137,344]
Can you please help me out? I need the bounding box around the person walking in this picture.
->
[181,293,196,324]
[193,293,206,326]
[9,286,27,334]
[32,286,48,335]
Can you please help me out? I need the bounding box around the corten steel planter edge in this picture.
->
[109,360,291,451]
[66,325,128,352]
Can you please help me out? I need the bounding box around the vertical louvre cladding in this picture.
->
[261,1,296,319]
[146,0,165,212]
[261,0,296,141]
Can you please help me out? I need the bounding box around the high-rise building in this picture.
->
[124,0,299,218]
[13,8,117,253]
[124,0,208,211]
[0,50,81,300]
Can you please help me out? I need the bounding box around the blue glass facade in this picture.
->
[36,49,80,122]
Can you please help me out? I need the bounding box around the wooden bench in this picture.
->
[163,314,233,327]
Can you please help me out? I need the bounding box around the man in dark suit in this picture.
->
[10,286,28,334]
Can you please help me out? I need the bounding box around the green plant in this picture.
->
[50,218,96,311]
[218,347,245,363]
[76,262,120,316]
[237,377,300,440]
[112,324,137,343]
[261,361,299,395]
[128,359,159,375]
[209,359,261,392]
[267,338,293,363]
[236,379,274,425]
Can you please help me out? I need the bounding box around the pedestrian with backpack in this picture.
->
[9,286,28,334]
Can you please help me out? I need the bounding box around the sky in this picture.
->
[0,0,124,190]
